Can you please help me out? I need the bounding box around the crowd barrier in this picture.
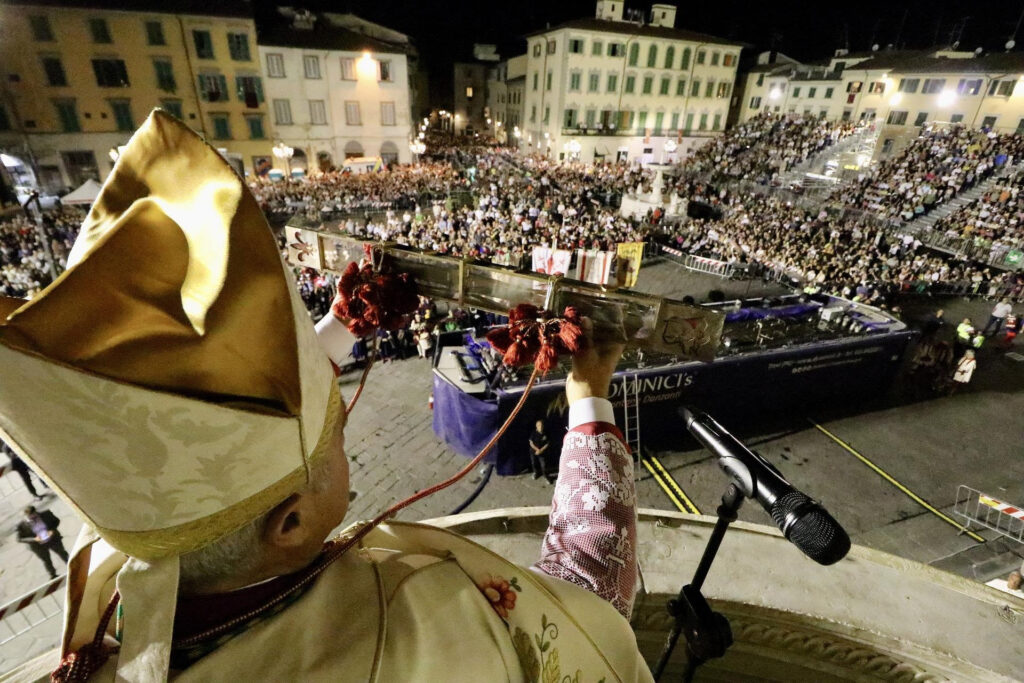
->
[658,245,736,279]
[0,576,65,647]
[954,485,1024,545]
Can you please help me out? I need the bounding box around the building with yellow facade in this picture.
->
[0,0,271,192]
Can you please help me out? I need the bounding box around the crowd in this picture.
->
[681,112,858,184]
[927,171,1024,264]
[0,209,81,298]
[838,125,1024,223]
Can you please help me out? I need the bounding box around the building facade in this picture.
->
[522,1,742,163]
[453,44,499,136]
[257,9,414,172]
[0,0,269,191]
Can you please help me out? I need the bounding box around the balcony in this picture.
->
[560,125,721,139]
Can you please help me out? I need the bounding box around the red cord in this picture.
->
[346,335,379,415]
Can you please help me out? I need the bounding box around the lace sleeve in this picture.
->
[533,423,638,619]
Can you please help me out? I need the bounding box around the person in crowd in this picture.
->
[3,441,49,500]
[999,310,1020,349]
[16,506,68,580]
[982,298,1014,336]
[528,419,551,482]
[950,349,977,394]
[955,318,975,356]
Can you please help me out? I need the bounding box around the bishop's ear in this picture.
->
[262,494,313,549]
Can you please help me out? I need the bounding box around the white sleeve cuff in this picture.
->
[568,397,615,429]
[314,313,357,366]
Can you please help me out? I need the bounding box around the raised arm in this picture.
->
[533,336,637,619]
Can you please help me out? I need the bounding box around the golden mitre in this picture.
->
[0,110,339,562]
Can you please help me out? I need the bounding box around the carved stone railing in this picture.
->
[425,508,1024,681]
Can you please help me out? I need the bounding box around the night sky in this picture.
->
[259,0,1024,108]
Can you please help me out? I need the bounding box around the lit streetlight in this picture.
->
[273,142,295,176]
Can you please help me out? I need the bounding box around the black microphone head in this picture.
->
[770,491,851,566]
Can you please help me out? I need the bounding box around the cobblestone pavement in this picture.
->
[2,262,1021,672]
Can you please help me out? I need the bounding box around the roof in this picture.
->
[846,51,1024,74]
[256,14,411,54]
[1,0,253,18]
[525,17,744,48]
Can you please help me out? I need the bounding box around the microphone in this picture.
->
[681,407,850,565]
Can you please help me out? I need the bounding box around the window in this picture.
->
[699,113,707,130]
[705,80,714,98]
[564,108,577,128]
[146,21,165,46]
[92,59,129,87]
[847,81,862,93]
[868,81,885,94]
[684,112,694,132]
[886,110,908,125]
[757,74,765,87]
[345,101,361,125]
[42,57,66,86]
[235,75,263,107]
[532,72,538,91]
[713,113,722,130]
[111,100,133,131]
[588,72,599,92]
[569,72,581,91]
[898,78,919,93]
[591,40,603,56]
[273,99,292,125]
[654,112,664,135]
[647,44,657,68]
[340,58,355,81]
[193,30,214,59]
[847,93,856,104]
[585,109,596,127]
[957,78,982,95]
[546,40,556,55]
[153,59,175,92]
[29,15,53,41]
[625,75,635,93]
[161,99,183,119]
[569,38,584,54]
[642,76,653,94]
[825,87,834,99]
[793,87,801,98]
[532,43,541,57]
[628,43,639,66]
[696,50,706,65]
[637,111,647,130]
[670,112,679,130]
[546,70,552,90]
[660,77,670,95]
[691,79,700,97]
[750,96,761,109]
[981,115,998,129]
[808,87,817,98]
[381,101,396,126]
[951,113,965,124]
[914,111,928,126]
[379,60,392,82]
[245,115,264,139]
[922,78,945,94]
[607,74,617,92]
[89,18,111,44]
[618,109,633,130]
[717,82,730,98]
[198,73,228,102]
[608,42,624,57]
[530,105,536,123]
[664,46,675,69]
[266,53,285,78]
[211,113,230,139]
[723,53,735,67]
[303,55,321,79]
[676,78,686,96]
[54,100,79,132]
[228,33,250,61]
[710,51,719,66]
[988,79,1015,97]
[543,106,550,123]
[680,48,691,69]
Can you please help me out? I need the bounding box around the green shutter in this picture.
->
[197,75,207,101]
[218,75,229,101]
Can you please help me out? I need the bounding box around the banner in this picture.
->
[532,246,572,276]
[615,242,645,287]
[285,227,323,269]
[575,249,615,285]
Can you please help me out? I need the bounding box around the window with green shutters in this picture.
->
[198,73,229,102]
[607,74,617,92]
[664,46,675,69]
[625,75,635,93]
[585,109,596,127]
[193,30,214,59]
[628,43,639,66]
[588,72,599,92]
[235,75,264,107]
[569,72,581,91]
[676,78,686,96]
[684,112,694,132]
[212,114,230,139]
[660,77,670,95]
[654,112,664,134]
[705,81,714,98]
[92,59,129,87]
[54,100,79,132]
[564,108,577,128]
[245,115,264,139]
[89,18,111,44]
[228,33,251,61]
[642,76,652,94]
[30,16,53,41]
[670,112,679,130]
[146,21,165,46]
[647,44,657,67]
[637,111,648,130]
[713,113,721,130]
[680,48,690,69]
[161,100,183,119]
[42,57,66,86]
[111,100,133,131]
[154,60,175,92]
[691,79,700,97]
[699,113,708,130]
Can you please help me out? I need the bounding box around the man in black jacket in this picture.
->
[16,506,68,579]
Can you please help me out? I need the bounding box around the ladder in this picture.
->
[620,374,642,460]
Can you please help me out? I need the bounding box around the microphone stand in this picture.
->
[652,482,743,682]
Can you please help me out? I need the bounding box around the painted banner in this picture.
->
[285,227,324,269]
[531,246,572,276]
[615,242,645,287]
[575,249,615,284]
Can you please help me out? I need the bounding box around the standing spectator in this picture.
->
[950,349,977,395]
[999,311,1020,349]
[3,443,48,500]
[982,298,1013,336]
[921,308,945,338]
[528,419,551,481]
[16,505,68,579]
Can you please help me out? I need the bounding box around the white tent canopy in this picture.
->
[61,178,102,205]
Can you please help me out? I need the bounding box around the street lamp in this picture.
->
[273,142,294,176]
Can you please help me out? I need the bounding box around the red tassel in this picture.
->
[486,327,514,353]
[535,343,559,373]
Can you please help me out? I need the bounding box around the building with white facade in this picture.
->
[257,8,414,172]
[483,54,527,143]
[522,1,742,163]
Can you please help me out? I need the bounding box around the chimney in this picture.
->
[649,3,676,28]
[595,0,624,22]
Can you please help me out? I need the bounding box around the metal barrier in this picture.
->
[0,576,65,646]
[953,486,1024,544]
[658,245,736,279]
